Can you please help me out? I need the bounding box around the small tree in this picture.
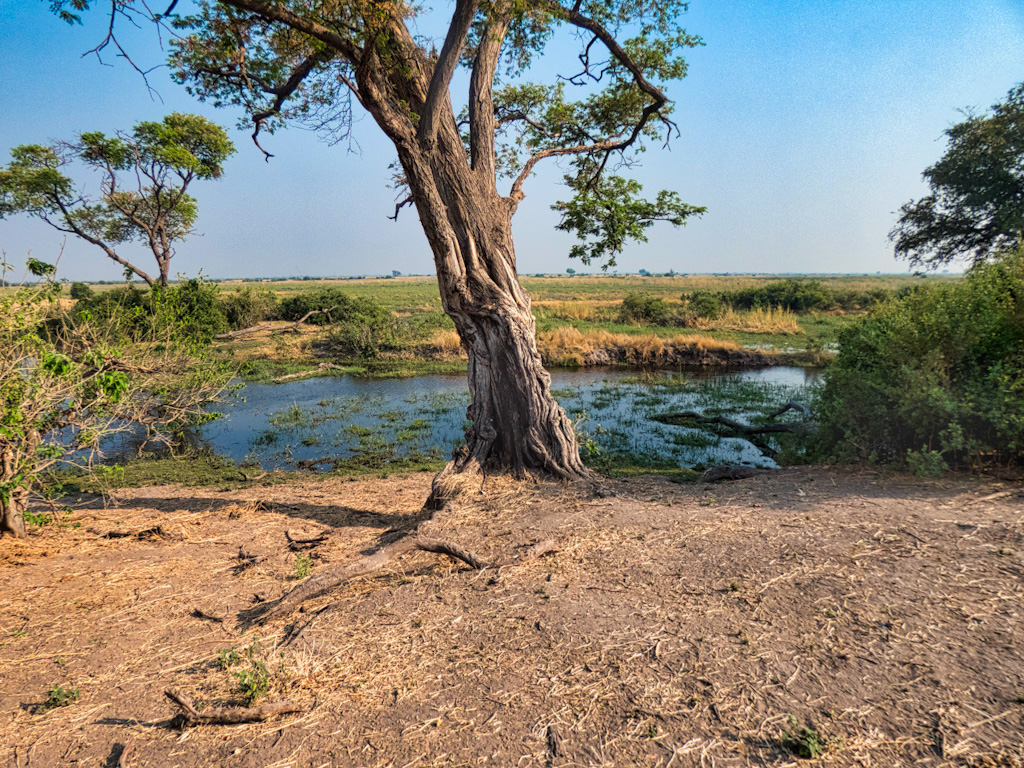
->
[0,114,235,288]
[0,256,228,538]
[891,83,1024,270]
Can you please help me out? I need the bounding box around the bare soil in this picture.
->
[1,467,1023,767]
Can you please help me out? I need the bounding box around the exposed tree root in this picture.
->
[255,537,420,625]
[164,689,302,725]
[256,528,558,627]
[415,538,488,569]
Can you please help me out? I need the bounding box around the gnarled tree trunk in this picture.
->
[394,115,587,480]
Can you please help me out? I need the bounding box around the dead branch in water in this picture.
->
[653,411,799,434]
[164,689,302,725]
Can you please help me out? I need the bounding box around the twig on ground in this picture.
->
[164,689,303,725]
[285,529,330,548]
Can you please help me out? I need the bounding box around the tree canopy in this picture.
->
[891,83,1024,271]
[0,113,234,287]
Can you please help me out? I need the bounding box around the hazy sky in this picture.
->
[1,0,1022,281]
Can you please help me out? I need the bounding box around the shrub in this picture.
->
[813,250,1024,469]
[280,288,403,357]
[152,278,229,344]
[69,282,93,300]
[71,285,152,339]
[221,285,280,329]
[620,292,672,325]
[280,287,362,325]
[1,258,228,538]
[682,289,721,319]
[70,278,228,345]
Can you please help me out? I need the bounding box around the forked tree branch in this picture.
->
[419,0,480,149]
[506,1,677,206]
[251,52,333,160]
[218,0,363,63]
[469,15,511,177]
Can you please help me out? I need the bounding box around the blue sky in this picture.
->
[1,0,1022,281]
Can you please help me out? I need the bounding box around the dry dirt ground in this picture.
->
[1,467,1023,768]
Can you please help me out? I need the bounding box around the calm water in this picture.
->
[190,367,819,471]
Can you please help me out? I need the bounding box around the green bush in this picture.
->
[690,280,894,314]
[280,287,359,325]
[151,278,228,344]
[813,251,1024,470]
[71,285,153,339]
[682,289,721,319]
[70,278,228,345]
[280,287,403,357]
[620,292,672,325]
[221,285,280,329]
[69,282,93,300]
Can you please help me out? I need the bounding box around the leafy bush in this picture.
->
[71,285,153,339]
[682,289,721,319]
[70,278,227,345]
[280,287,404,357]
[1,258,228,538]
[69,282,93,300]
[813,251,1024,470]
[280,287,362,325]
[686,280,893,315]
[221,285,280,329]
[620,292,672,325]
[152,278,228,344]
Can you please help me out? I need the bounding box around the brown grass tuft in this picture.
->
[691,307,802,335]
[537,327,740,366]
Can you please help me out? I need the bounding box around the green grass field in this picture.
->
[15,272,959,373]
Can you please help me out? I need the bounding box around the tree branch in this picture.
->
[418,0,479,149]
[48,197,155,286]
[469,16,510,177]
[251,52,333,161]
[505,1,678,206]
[218,0,362,62]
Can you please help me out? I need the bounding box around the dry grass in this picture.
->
[537,326,741,366]
[417,328,464,358]
[1,469,1022,768]
[692,306,803,335]
[534,300,603,321]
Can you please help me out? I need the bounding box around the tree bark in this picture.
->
[0,495,26,538]
[395,120,587,479]
[1,448,26,538]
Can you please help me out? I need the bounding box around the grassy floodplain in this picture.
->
[26,272,962,380]
[206,272,958,374]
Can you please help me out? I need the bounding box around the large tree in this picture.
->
[0,113,234,288]
[891,83,1024,270]
[55,0,704,479]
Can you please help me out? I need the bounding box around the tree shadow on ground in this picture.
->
[65,494,425,533]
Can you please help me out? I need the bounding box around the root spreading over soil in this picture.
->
[1,468,1022,767]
